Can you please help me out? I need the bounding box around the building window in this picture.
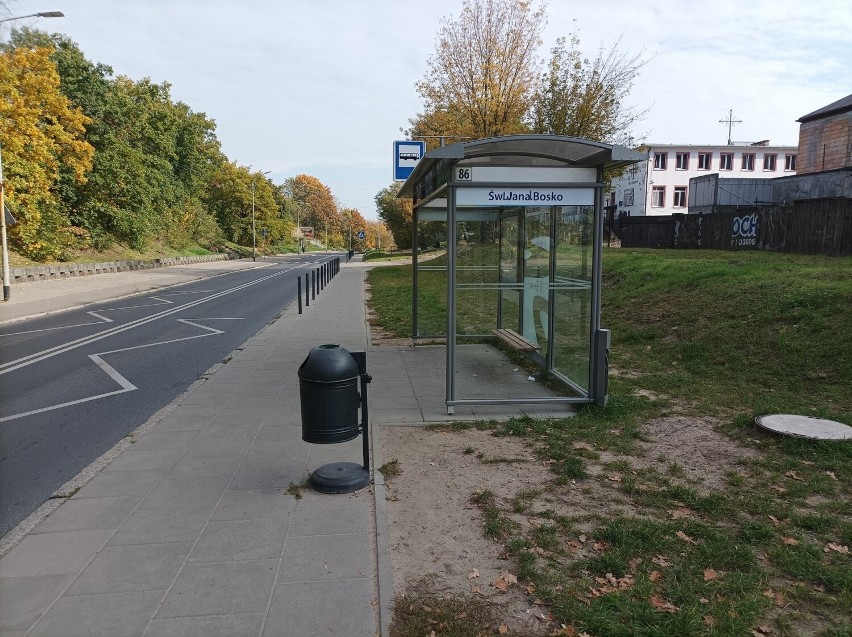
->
[651,186,665,207]
[742,153,755,171]
[785,154,797,171]
[675,152,689,170]
[763,154,777,171]
[698,152,712,170]
[673,187,687,208]
[653,152,667,170]
[720,153,733,170]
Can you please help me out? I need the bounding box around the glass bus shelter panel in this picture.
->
[415,217,448,338]
[455,214,500,337]
[552,205,594,395]
[498,209,521,334]
[454,207,555,402]
[522,208,551,355]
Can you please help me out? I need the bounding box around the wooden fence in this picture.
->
[615,199,852,256]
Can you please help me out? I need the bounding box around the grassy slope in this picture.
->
[373,249,852,637]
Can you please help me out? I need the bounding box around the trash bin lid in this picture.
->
[298,344,359,383]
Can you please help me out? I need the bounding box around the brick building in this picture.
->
[795,93,852,175]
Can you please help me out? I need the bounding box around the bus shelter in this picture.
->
[398,136,644,414]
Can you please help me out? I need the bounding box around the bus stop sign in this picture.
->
[393,140,425,182]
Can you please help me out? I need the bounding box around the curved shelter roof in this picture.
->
[398,135,646,198]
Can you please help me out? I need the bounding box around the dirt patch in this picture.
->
[380,416,764,632]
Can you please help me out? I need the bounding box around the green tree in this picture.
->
[412,0,545,141]
[374,182,413,249]
[529,33,648,145]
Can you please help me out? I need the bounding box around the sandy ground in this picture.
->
[379,412,758,633]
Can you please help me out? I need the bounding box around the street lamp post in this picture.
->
[0,10,65,302]
[0,10,64,23]
[251,170,271,262]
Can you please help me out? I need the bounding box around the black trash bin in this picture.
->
[297,344,371,493]
[298,344,360,444]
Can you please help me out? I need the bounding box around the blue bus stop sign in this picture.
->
[393,140,425,182]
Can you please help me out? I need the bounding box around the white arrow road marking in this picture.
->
[0,291,211,338]
[0,269,287,374]
[0,318,243,423]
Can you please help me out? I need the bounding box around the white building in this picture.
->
[608,143,798,216]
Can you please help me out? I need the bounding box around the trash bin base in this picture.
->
[309,462,370,494]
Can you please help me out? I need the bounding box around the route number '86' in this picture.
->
[456,167,472,181]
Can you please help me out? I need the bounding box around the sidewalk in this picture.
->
[0,254,569,637]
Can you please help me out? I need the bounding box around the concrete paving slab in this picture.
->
[32,496,140,534]
[0,530,112,577]
[0,574,73,632]
[28,590,163,637]
[263,580,376,637]
[288,493,372,537]
[66,542,192,595]
[189,519,288,563]
[103,448,184,473]
[277,533,372,583]
[156,559,277,618]
[229,461,309,491]
[145,613,265,637]
[108,507,211,547]
[141,477,230,510]
[211,489,297,522]
[69,470,163,499]
[129,430,201,451]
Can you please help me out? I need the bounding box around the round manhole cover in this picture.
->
[755,414,852,440]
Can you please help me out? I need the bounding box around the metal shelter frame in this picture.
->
[398,136,644,414]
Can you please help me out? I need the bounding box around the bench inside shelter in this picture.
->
[492,328,540,352]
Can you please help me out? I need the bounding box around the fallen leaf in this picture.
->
[784,470,802,481]
[801,460,815,465]
[501,571,518,585]
[578,534,587,544]
[750,631,766,637]
[628,557,642,570]
[471,586,484,596]
[768,514,781,525]
[769,484,787,493]
[649,595,679,613]
[825,542,849,554]
[670,507,692,520]
[826,470,837,481]
[468,568,480,579]
[652,555,672,567]
[782,536,800,546]
[455,612,467,620]
[699,597,710,603]
[527,584,537,594]
[573,442,594,451]
[649,570,663,582]
[703,615,715,626]
[607,473,622,482]
[592,541,606,552]
[676,530,697,544]
[774,590,785,608]
[499,625,509,635]
[703,568,720,581]
[757,625,774,634]
[493,578,509,592]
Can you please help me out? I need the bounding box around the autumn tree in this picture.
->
[283,175,340,246]
[528,33,648,145]
[411,0,545,142]
[0,45,93,259]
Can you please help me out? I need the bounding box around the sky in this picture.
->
[3,0,851,219]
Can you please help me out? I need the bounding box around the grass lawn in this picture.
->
[369,249,852,637]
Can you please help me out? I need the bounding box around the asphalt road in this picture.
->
[0,254,340,537]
